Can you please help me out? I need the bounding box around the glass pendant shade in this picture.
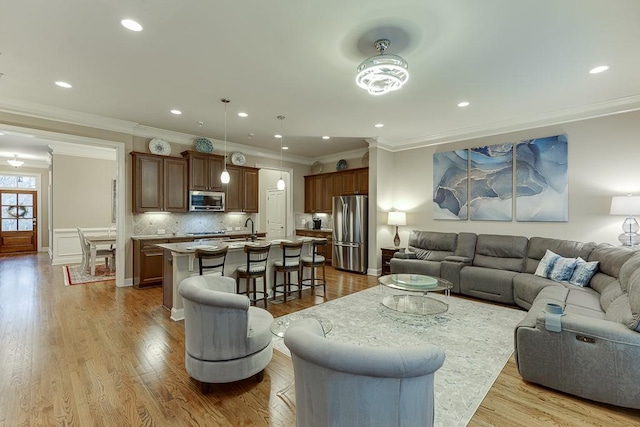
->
[277,115,286,190]
[7,156,23,168]
[277,178,285,190]
[221,169,230,184]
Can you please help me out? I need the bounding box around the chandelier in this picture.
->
[7,155,24,168]
[356,39,409,96]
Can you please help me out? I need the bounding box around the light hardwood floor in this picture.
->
[1,253,639,426]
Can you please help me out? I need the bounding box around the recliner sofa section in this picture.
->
[389,229,640,409]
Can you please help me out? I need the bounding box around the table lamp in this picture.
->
[610,195,640,246]
[387,211,406,247]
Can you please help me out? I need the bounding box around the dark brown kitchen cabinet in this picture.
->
[225,165,259,213]
[131,152,188,213]
[304,167,368,213]
[133,239,167,288]
[181,150,225,191]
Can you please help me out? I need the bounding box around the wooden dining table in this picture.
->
[84,235,116,276]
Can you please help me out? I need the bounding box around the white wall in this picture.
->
[386,110,640,251]
[52,154,116,228]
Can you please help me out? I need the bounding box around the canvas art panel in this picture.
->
[516,134,568,222]
[469,143,513,221]
[433,150,468,220]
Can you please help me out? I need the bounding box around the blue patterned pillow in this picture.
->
[569,257,599,287]
[535,250,560,278]
[549,256,578,282]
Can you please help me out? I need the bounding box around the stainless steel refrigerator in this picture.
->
[333,195,368,274]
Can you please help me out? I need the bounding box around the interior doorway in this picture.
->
[266,188,286,239]
[0,189,38,253]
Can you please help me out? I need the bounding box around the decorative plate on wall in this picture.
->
[336,159,348,171]
[311,161,323,174]
[194,137,214,153]
[149,138,171,156]
[231,152,246,165]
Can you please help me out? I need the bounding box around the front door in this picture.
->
[0,190,37,253]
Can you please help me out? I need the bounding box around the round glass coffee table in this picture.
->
[270,313,333,337]
[378,274,453,315]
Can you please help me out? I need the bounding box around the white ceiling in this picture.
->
[1,0,639,164]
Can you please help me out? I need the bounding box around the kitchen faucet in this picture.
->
[244,217,256,241]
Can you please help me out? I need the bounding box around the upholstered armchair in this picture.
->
[284,318,446,427]
[178,275,274,393]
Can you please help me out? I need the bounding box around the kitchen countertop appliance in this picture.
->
[312,218,322,230]
[332,195,368,274]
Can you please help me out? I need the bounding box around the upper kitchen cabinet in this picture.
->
[131,152,188,213]
[304,167,368,213]
[181,150,225,191]
[225,165,259,213]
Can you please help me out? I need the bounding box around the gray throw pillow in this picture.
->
[569,257,599,287]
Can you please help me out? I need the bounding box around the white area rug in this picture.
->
[272,287,526,427]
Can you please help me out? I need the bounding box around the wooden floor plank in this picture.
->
[0,253,639,426]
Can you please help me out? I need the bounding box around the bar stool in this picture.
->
[195,246,228,276]
[272,241,304,302]
[300,239,327,296]
[235,243,271,307]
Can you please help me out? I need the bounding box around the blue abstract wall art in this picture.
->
[433,150,468,220]
[516,134,568,222]
[469,143,513,221]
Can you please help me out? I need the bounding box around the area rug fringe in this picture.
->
[63,264,115,286]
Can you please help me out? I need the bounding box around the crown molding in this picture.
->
[49,141,116,161]
[0,97,138,134]
[389,94,640,152]
[313,146,369,165]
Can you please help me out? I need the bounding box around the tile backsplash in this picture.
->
[133,212,254,236]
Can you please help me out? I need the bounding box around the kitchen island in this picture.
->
[156,236,322,321]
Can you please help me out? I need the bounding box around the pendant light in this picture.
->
[276,115,285,190]
[220,98,231,184]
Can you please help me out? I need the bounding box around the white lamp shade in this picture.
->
[610,196,640,215]
[387,211,406,226]
[220,169,230,184]
[277,178,285,190]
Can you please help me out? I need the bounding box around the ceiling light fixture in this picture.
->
[589,65,609,74]
[238,112,248,118]
[458,101,470,107]
[356,39,409,96]
[276,115,286,190]
[170,109,182,115]
[220,98,231,184]
[55,81,72,88]
[121,19,143,32]
[374,123,384,128]
[322,136,330,140]
[7,155,24,168]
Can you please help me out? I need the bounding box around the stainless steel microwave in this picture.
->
[189,191,225,212]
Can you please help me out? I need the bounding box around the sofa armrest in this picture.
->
[531,311,640,345]
[444,255,472,263]
[440,258,471,293]
[394,251,417,259]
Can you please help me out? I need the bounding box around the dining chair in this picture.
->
[195,246,228,276]
[272,241,304,302]
[235,243,271,307]
[77,227,114,273]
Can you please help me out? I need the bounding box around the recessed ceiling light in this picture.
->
[170,109,182,115]
[374,123,384,128]
[282,146,289,150]
[238,112,248,118]
[322,136,330,140]
[121,19,143,32]
[589,65,609,74]
[55,81,72,88]
[0,132,4,136]
[457,101,470,107]
[274,134,282,138]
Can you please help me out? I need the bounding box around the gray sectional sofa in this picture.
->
[390,230,640,409]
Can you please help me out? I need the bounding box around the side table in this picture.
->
[381,247,400,275]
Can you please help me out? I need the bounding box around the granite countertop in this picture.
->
[131,231,267,240]
[156,235,323,254]
[296,228,333,232]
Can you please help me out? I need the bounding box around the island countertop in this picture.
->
[155,235,323,254]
